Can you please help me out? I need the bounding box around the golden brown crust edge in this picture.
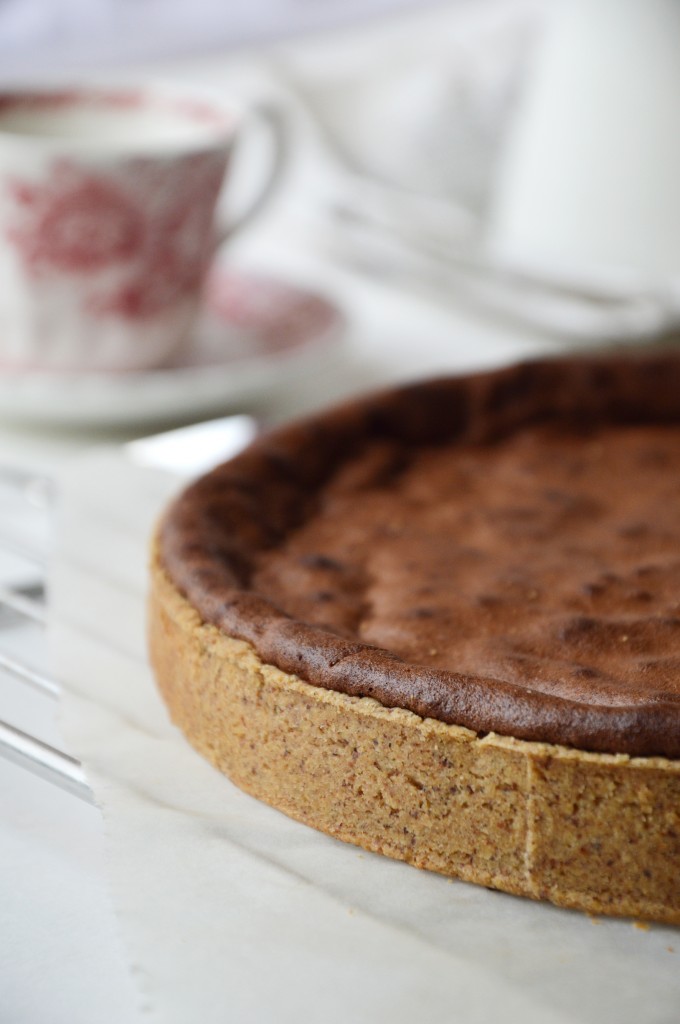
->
[149,548,680,925]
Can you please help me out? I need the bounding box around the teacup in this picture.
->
[0,85,286,372]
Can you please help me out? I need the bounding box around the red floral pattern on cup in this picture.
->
[6,152,226,321]
[89,153,225,320]
[7,163,144,273]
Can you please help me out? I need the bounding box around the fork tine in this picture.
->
[0,586,47,624]
[0,649,60,697]
[0,717,93,803]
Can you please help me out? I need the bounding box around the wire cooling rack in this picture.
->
[0,415,258,808]
[0,467,92,803]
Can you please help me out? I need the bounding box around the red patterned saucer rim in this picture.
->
[0,268,345,376]
[174,267,344,369]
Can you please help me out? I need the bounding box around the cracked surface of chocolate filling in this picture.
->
[159,354,680,758]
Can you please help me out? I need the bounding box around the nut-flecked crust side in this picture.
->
[149,548,680,925]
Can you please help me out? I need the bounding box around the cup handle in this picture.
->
[213,102,288,247]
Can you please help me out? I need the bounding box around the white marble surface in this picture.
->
[40,441,680,1024]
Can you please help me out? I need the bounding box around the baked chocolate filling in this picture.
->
[159,353,680,758]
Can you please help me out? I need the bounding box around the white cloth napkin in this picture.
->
[272,0,680,343]
[49,445,680,1024]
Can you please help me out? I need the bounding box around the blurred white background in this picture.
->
[0,0,434,74]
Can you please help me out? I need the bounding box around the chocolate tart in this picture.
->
[149,353,680,923]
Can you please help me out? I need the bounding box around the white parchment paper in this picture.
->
[50,449,679,1024]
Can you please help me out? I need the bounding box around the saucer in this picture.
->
[0,268,346,429]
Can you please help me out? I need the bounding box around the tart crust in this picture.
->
[150,355,680,922]
[150,547,680,924]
